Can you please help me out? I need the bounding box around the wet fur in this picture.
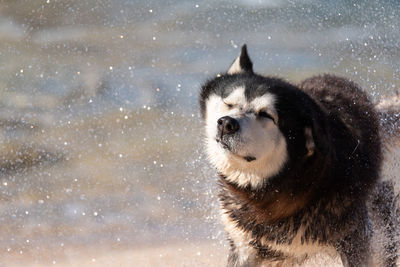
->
[200,46,399,266]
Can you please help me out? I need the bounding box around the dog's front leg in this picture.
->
[227,240,259,267]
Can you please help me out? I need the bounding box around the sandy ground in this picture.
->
[1,241,350,267]
[2,242,229,267]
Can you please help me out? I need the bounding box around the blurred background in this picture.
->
[0,0,399,266]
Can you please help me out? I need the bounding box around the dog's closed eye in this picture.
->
[223,101,234,108]
[258,111,275,123]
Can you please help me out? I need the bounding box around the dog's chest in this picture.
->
[221,208,338,265]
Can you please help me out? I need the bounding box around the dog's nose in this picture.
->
[217,116,240,135]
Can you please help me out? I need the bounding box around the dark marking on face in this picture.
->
[244,156,256,162]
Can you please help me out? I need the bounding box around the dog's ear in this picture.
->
[227,44,253,75]
[307,114,330,158]
[304,127,315,157]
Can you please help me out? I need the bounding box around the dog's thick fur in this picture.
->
[200,45,399,266]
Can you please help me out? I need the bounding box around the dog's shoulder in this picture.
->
[299,74,382,196]
[298,74,377,125]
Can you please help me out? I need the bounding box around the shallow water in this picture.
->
[0,0,399,265]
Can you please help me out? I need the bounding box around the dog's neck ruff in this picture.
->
[206,137,287,189]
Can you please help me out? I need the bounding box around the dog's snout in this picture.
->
[218,116,240,135]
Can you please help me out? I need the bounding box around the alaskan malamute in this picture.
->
[199,45,398,266]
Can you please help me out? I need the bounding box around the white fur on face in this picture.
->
[204,87,287,189]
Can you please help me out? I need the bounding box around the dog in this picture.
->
[199,45,399,266]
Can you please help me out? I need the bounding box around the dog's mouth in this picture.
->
[216,138,256,162]
[216,136,234,151]
[216,138,230,150]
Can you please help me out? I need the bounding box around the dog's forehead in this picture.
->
[221,86,276,110]
[223,86,246,105]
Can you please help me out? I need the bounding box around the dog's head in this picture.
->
[200,45,328,189]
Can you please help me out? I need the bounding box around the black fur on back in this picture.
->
[300,75,382,200]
